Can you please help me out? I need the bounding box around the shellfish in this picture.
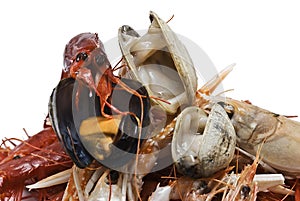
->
[171,103,236,178]
[49,77,151,169]
[197,65,300,178]
[118,11,198,114]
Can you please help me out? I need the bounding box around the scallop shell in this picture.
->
[171,103,236,178]
[118,11,197,114]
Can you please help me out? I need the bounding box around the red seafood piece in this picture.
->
[0,147,9,162]
[0,127,73,200]
[0,127,57,164]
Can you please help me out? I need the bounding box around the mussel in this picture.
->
[49,77,150,169]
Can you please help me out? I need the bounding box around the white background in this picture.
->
[1,0,300,141]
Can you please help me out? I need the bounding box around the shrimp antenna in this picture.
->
[166,14,175,23]
[150,96,171,105]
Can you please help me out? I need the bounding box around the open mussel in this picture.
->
[77,78,151,169]
[119,11,198,114]
[49,77,150,169]
[171,103,236,178]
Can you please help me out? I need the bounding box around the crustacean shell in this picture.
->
[171,103,236,178]
[118,11,197,114]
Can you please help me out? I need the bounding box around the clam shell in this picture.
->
[172,103,236,178]
[119,11,197,114]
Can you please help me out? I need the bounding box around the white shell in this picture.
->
[118,11,197,114]
[172,103,236,178]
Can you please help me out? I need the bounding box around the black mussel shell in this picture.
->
[49,78,96,168]
[49,77,150,169]
[110,78,150,127]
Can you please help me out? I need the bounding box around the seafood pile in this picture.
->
[1,11,300,201]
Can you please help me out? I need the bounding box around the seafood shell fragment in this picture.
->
[119,11,197,114]
[172,103,236,178]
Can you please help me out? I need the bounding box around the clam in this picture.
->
[118,11,197,114]
[171,103,236,178]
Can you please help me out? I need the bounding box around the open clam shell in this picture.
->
[172,103,236,178]
[119,11,197,114]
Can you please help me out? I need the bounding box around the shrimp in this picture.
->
[196,65,300,178]
[0,127,73,200]
[63,32,147,119]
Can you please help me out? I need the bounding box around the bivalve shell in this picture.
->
[172,103,236,178]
